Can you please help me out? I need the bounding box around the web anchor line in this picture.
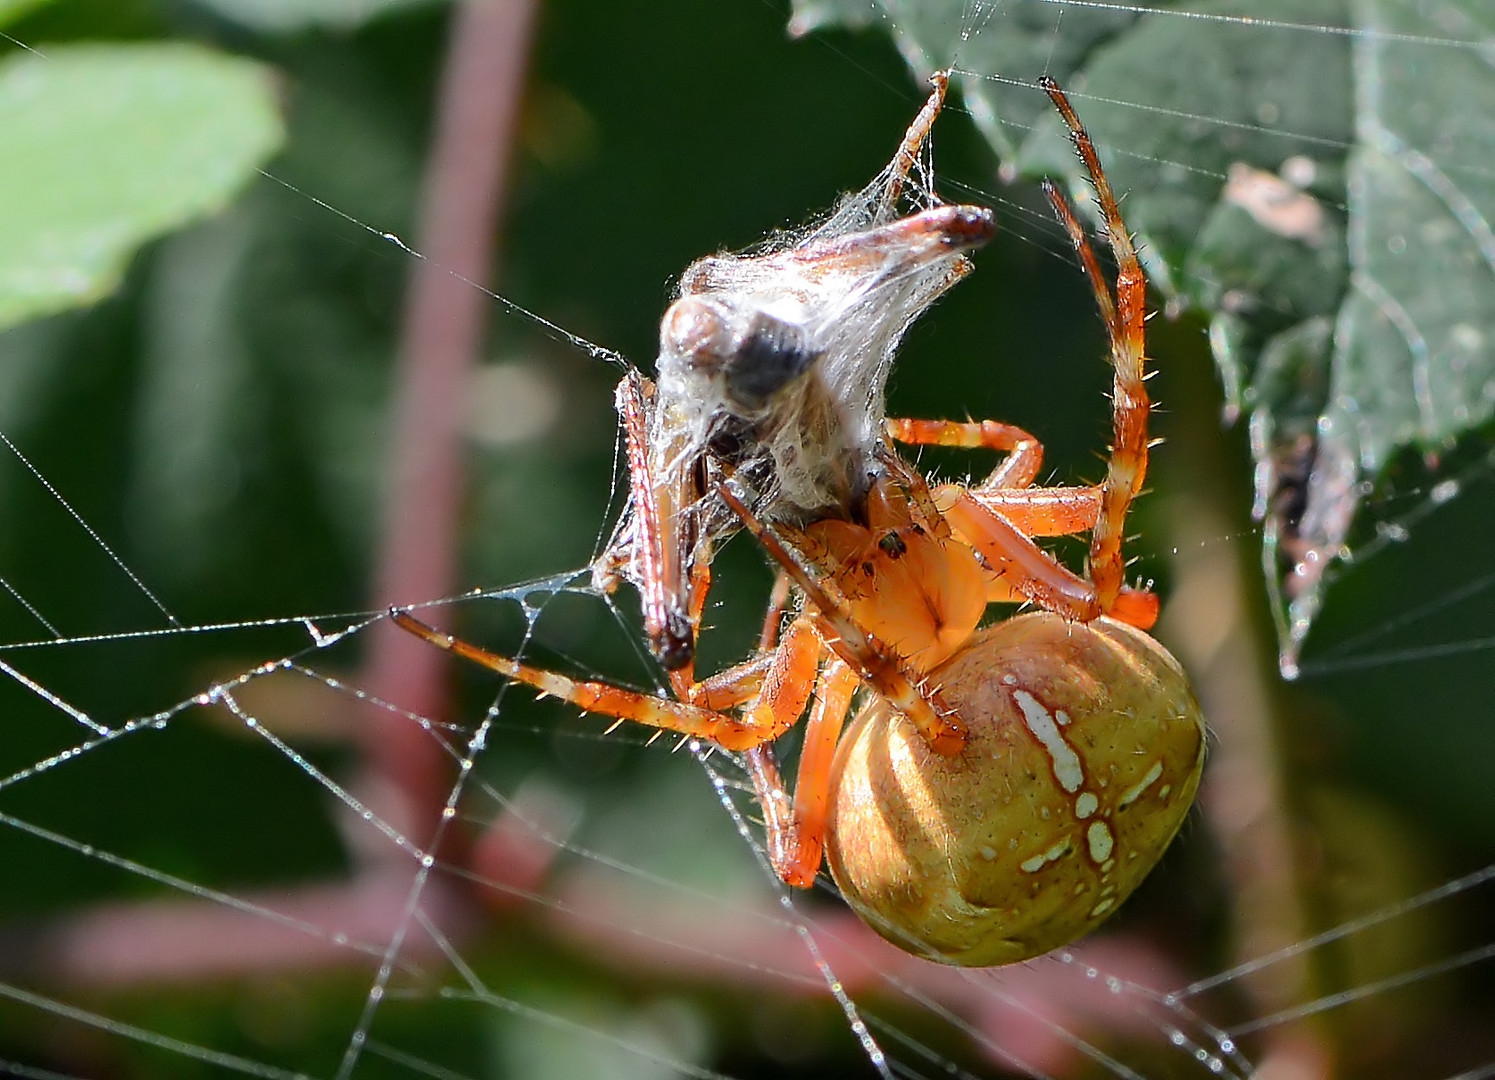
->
[255,170,634,371]
[0,430,179,626]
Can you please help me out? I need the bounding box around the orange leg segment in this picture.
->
[392,609,805,752]
[688,617,821,739]
[941,482,1103,538]
[1040,77,1152,615]
[394,602,864,891]
[888,416,1043,490]
[748,659,859,888]
[665,558,715,699]
[942,492,1158,629]
[757,571,794,653]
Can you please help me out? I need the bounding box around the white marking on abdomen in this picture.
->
[1087,821,1115,863]
[1020,837,1073,874]
[1012,689,1084,793]
[1118,760,1165,808]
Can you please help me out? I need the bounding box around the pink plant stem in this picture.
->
[360,0,537,837]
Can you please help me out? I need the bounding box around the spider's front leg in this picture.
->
[888,415,1103,534]
[391,608,812,753]
[1040,76,1152,615]
[940,490,1159,628]
[887,416,1045,490]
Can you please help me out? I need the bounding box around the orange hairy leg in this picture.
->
[887,416,1158,628]
[1040,76,1151,614]
[889,415,1103,534]
[886,416,1044,489]
[747,660,859,887]
[757,571,794,652]
[941,491,1159,629]
[392,609,814,752]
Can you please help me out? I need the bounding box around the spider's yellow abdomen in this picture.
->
[825,613,1206,966]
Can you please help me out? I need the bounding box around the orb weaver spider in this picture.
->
[395,75,1205,967]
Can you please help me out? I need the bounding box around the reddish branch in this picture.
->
[360,0,537,834]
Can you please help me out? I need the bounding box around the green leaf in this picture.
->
[0,0,51,28]
[185,0,446,33]
[0,42,283,332]
[0,0,56,28]
[791,0,1495,672]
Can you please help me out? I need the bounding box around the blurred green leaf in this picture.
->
[0,0,56,28]
[0,42,283,331]
[794,0,1495,672]
[185,0,445,32]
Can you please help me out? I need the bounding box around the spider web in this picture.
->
[1,1,1493,1078]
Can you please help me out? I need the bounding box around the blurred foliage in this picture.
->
[0,42,282,330]
[0,0,1491,1078]
[0,0,54,24]
[190,0,445,33]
